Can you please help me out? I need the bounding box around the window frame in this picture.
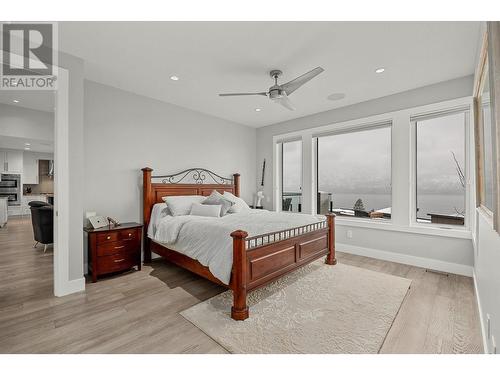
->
[473,30,497,224]
[277,138,303,213]
[315,122,393,221]
[410,108,471,230]
[271,96,474,239]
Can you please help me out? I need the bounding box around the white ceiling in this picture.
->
[0,135,53,153]
[0,90,55,113]
[0,91,54,152]
[59,22,481,127]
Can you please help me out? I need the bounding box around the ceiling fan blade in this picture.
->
[281,67,324,96]
[273,92,295,111]
[219,92,267,97]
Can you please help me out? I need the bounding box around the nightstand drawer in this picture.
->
[97,239,139,257]
[96,231,119,244]
[119,228,139,241]
[97,253,137,274]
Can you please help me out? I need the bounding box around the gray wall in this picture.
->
[474,212,500,353]
[83,80,257,267]
[256,75,475,271]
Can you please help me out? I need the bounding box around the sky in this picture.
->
[283,112,466,197]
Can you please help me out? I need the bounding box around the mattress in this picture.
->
[148,204,325,284]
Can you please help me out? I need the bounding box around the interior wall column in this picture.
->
[302,133,314,214]
[391,113,411,227]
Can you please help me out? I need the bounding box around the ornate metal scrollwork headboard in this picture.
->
[152,168,234,185]
[141,167,240,253]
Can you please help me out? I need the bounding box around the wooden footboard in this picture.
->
[230,213,336,320]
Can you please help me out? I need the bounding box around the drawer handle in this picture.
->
[106,236,111,240]
[114,245,125,249]
[114,258,125,263]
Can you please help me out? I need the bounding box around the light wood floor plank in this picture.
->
[0,217,482,353]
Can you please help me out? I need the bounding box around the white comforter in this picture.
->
[151,210,325,284]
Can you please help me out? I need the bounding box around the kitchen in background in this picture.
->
[23,159,54,205]
[0,91,54,224]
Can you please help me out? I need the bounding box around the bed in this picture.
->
[142,167,336,320]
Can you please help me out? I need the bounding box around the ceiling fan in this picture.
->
[219,67,324,111]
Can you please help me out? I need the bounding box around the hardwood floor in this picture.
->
[0,217,483,353]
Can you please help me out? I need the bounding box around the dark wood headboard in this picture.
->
[141,167,240,236]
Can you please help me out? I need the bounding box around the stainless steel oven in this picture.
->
[0,174,21,206]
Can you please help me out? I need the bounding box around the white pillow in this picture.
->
[190,203,221,217]
[202,190,234,216]
[223,191,251,213]
[162,195,205,216]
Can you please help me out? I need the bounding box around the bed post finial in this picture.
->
[233,173,241,197]
[142,167,153,263]
[325,213,337,265]
[230,229,249,320]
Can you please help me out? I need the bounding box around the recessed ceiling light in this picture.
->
[170,75,179,81]
[375,67,385,74]
[24,147,30,150]
[255,108,262,112]
[327,93,346,101]
[25,143,31,146]
[13,99,19,103]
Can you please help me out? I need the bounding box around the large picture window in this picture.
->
[474,27,500,233]
[481,71,495,213]
[415,111,468,226]
[281,140,302,212]
[477,60,495,214]
[317,125,392,219]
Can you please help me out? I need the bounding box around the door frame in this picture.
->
[2,48,80,296]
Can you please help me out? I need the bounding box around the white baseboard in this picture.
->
[473,270,489,354]
[56,277,85,297]
[338,243,473,277]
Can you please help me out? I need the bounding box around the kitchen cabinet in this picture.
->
[22,195,48,215]
[23,152,39,184]
[0,197,7,227]
[0,149,23,173]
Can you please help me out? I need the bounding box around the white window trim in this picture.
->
[409,106,473,232]
[272,96,474,240]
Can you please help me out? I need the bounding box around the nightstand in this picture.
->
[84,222,142,282]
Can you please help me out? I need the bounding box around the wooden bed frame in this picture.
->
[142,167,336,320]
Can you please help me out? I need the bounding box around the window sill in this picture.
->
[335,217,472,239]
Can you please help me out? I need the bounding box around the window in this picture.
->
[317,125,392,219]
[415,111,467,226]
[479,61,495,213]
[281,140,302,212]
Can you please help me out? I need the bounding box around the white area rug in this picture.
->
[181,261,411,353]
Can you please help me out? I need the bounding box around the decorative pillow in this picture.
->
[190,203,221,217]
[223,191,251,213]
[202,190,234,216]
[162,195,205,216]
